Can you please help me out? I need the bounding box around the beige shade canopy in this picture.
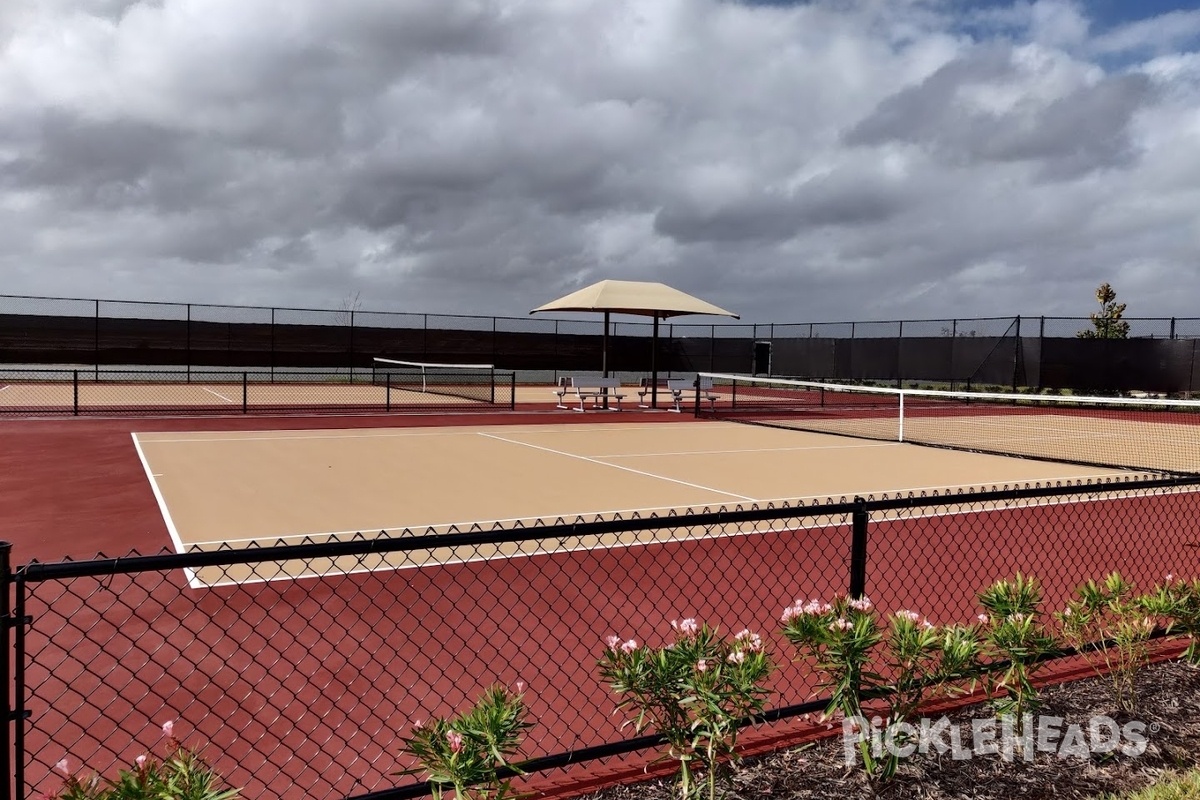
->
[530,279,739,320]
[531,280,739,407]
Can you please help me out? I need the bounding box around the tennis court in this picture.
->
[132,419,1140,586]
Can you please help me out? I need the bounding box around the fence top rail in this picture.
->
[14,474,1189,582]
[5,294,1200,330]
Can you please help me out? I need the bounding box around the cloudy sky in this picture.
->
[1,0,1198,324]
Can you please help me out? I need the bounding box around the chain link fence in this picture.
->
[4,475,1198,800]
[4,295,1200,403]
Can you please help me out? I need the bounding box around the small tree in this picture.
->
[1077,283,1130,339]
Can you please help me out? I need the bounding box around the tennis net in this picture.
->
[696,372,1200,476]
[371,358,514,408]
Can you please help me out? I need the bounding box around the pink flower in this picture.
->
[728,650,746,664]
[829,618,853,632]
[977,614,990,624]
[161,720,175,738]
[696,659,709,672]
[135,755,147,770]
[671,618,699,636]
[734,629,763,652]
[848,597,873,613]
[604,635,620,648]
[55,759,70,777]
[803,599,831,615]
[515,680,526,693]
[446,730,464,754]
[620,639,637,653]
[896,610,921,624]
[411,719,425,731]
[1009,612,1026,623]
[1165,573,1175,583]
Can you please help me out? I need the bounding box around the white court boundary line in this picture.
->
[200,387,236,403]
[130,432,198,586]
[192,481,1186,589]
[476,431,757,502]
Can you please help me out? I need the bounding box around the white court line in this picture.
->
[200,387,236,403]
[183,473,1130,546]
[192,482,1184,588]
[0,385,9,393]
[130,433,198,585]
[478,431,758,501]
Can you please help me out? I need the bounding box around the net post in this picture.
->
[509,372,516,410]
[385,374,391,412]
[490,367,495,406]
[849,497,868,599]
[72,370,79,416]
[898,392,905,442]
[242,372,248,413]
[693,376,700,417]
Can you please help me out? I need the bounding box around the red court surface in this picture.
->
[3,409,1198,800]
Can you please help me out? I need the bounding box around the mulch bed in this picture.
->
[575,659,1200,799]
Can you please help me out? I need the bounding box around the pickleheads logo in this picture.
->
[842,714,1153,764]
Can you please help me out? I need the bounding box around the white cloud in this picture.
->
[0,0,1198,324]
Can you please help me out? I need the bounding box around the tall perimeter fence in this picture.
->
[4,295,1200,394]
[3,475,1200,800]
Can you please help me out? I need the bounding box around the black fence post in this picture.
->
[0,541,11,800]
[186,303,192,383]
[72,370,79,416]
[1038,316,1046,391]
[349,310,356,379]
[849,497,868,599]
[1012,315,1021,391]
[242,372,248,414]
[93,300,100,380]
[12,571,24,800]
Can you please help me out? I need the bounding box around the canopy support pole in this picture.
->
[603,311,610,410]
[602,311,610,377]
[651,316,659,409]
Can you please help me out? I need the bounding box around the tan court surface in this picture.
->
[135,420,1134,550]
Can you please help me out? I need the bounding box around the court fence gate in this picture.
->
[2,475,1199,800]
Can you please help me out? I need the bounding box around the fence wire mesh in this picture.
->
[9,476,1200,800]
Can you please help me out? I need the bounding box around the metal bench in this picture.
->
[568,377,627,412]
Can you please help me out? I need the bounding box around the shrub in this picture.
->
[48,721,239,800]
[1058,572,1155,712]
[1139,575,1200,665]
[977,574,1059,733]
[598,619,772,800]
[780,595,981,780]
[401,684,531,800]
